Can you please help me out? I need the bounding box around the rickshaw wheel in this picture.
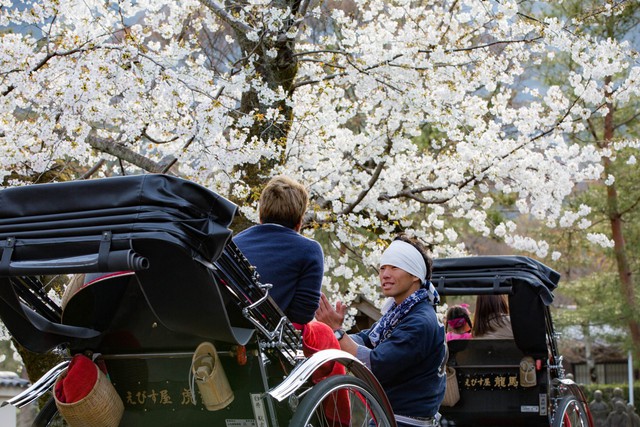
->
[289,375,394,427]
[32,397,61,427]
[551,396,591,427]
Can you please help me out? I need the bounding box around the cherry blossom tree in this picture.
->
[1,0,639,334]
[533,0,640,368]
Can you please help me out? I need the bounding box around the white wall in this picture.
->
[0,387,21,427]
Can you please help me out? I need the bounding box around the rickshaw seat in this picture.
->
[59,238,257,353]
[447,338,523,366]
[443,339,548,426]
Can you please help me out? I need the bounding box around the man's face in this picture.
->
[379,265,420,303]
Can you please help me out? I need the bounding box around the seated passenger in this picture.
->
[472,294,513,339]
[233,175,324,325]
[445,304,472,341]
[234,176,347,424]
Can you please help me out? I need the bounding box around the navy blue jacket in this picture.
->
[355,299,446,418]
[233,224,324,324]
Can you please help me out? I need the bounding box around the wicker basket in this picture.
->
[441,366,460,407]
[55,363,124,427]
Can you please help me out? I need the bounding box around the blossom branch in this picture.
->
[199,0,253,34]
[87,133,176,173]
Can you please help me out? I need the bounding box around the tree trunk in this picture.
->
[602,84,640,364]
[14,340,65,412]
[582,324,597,383]
[225,0,300,232]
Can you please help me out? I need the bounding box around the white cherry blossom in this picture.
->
[0,0,638,309]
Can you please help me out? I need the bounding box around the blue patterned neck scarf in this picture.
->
[368,285,439,348]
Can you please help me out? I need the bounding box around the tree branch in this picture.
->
[339,159,387,216]
[87,133,175,173]
[614,110,640,131]
[292,53,403,90]
[80,159,106,179]
[199,0,253,34]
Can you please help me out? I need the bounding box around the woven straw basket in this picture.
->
[54,363,124,427]
[441,366,460,407]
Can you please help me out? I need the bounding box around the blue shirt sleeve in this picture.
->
[350,334,372,368]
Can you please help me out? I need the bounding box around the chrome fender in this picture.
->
[554,378,590,402]
[268,348,388,406]
[2,360,69,408]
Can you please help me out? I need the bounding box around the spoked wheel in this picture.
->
[552,396,592,427]
[32,396,62,427]
[289,375,395,427]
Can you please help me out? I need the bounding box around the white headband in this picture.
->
[379,240,427,285]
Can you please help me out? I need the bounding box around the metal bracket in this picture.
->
[98,231,112,271]
[0,237,16,273]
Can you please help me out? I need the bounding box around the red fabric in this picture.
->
[447,317,467,329]
[301,322,351,426]
[54,354,98,404]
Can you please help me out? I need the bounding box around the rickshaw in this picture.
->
[0,174,396,427]
[0,174,593,427]
[432,256,594,427]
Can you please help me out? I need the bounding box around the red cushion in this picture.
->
[301,322,350,426]
[302,321,340,354]
[55,354,98,403]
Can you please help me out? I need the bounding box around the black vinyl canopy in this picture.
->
[432,255,560,304]
[432,255,561,358]
[0,174,237,271]
[0,174,259,353]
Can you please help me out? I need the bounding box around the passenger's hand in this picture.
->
[315,293,347,331]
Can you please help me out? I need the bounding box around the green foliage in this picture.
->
[553,272,625,330]
[412,123,449,155]
[562,147,640,327]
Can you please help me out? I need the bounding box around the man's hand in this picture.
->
[315,293,347,331]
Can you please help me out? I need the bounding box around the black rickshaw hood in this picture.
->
[433,255,561,359]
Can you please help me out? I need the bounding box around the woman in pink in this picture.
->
[445,304,473,341]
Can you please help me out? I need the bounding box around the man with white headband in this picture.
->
[316,234,447,427]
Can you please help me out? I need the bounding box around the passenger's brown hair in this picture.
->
[472,294,509,337]
[259,175,309,229]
